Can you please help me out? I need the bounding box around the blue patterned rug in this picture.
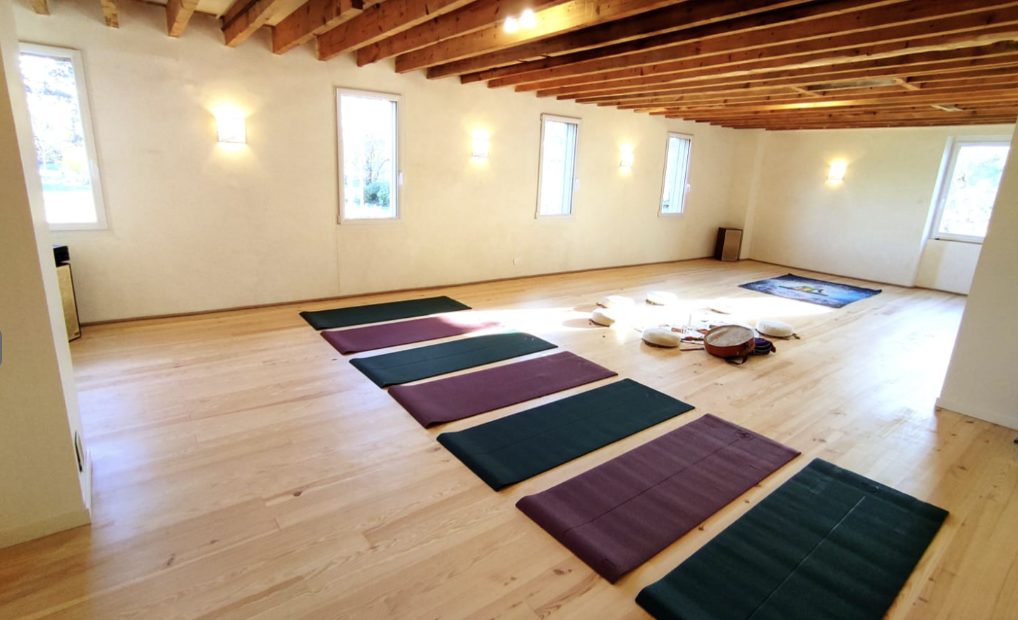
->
[740,273,881,308]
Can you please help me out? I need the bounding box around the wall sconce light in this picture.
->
[504,8,538,33]
[827,159,848,184]
[215,109,246,144]
[619,145,634,172]
[471,129,490,161]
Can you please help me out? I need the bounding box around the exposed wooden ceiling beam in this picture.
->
[166,0,200,37]
[317,0,477,61]
[272,0,365,54]
[503,0,1018,91]
[31,0,49,15]
[555,48,1018,100]
[438,0,815,81]
[571,59,1018,105]
[100,0,118,27]
[356,0,568,66]
[508,23,1018,98]
[394,0,679,74]
[222,0,294,47]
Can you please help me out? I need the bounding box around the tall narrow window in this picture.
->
[661,133,692,215]
[19,44,106,230]
[930,138,1010,243]
[338,89,399,221]
[537,114,579,216]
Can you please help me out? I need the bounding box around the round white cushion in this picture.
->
[646,291,678,306]
[642,326,681,347]
[756,318,794,338]
[597,295,635,309]
[591,308,616,326]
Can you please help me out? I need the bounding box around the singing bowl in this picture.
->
[704,325,756,359]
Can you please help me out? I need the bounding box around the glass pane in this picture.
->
[340,94,397,220]
[19,51,99,225]
[937,144,1009,239]
[539,119,578,216]
[662,135,690,214]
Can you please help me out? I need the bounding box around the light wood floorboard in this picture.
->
[1,259,1015,619]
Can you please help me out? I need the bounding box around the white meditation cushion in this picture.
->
[646,291,678,306]
[642,326,680,348]
[597,295,635,309]
[591,308,616,326]
[756,318,795,338]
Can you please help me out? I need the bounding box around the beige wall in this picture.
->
[14,1,757,322]
[0,0,90,549]
[747,125,1013,288]
[938,130,1018,430]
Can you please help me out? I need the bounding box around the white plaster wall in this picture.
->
[915,239,982,294]
[0,0,90,549]
[13,1,757,322]
[747,125,1013,287]
[938,130,1018,430]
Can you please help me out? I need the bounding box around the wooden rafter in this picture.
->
[355,0,568,66]
[394,0,681,74]
[316,0,479,61]
[32,0,50,15]
[222,0,294,47]
[272,0,365,54]
[501,0,1018,91]
[166,0,200,37]
[443,0,824,81]
[101,0,119,27]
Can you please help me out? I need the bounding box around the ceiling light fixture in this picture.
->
[505,8,537,34]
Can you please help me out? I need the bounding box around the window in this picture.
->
[930,137,1010,242]
[19,44,106,230]
[537,114,579,216]
[337,89,399,221]
[661,133,692,215]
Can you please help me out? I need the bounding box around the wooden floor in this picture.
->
[1,259,1016,619]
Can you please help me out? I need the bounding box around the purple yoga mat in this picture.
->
[321,315,499,354]
[388,351,617,427]
[516,414,799,582]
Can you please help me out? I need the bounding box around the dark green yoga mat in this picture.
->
[299,296,470,330]
[350,332,556,387]
[636,458,948,620]
[438,379,694,490]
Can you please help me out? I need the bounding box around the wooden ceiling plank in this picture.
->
[356,0,568,66]
[317,0,478,61]
[442,0,815,81]
[222,0,295,47]
[166,0,200,37]
[272,0,365,54]
[508,21,1018,96]
[533,44,1018,98]
[504,0,1018,91]
[101,0,119,27]
[394,0,680,74]
[455,0,903,83]
[567,57,1018,103]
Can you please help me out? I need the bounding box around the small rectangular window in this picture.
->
[930,137,1010,243]
[661,133,692,215]
[537,114,579,217]
[337,89,399,221]
[19,44,106,230]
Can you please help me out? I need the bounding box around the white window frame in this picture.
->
[535,114,581,218]
[336,87,402,223]
[928,136,1010,244]
[19,43,107,231]
[659,132,693,216]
